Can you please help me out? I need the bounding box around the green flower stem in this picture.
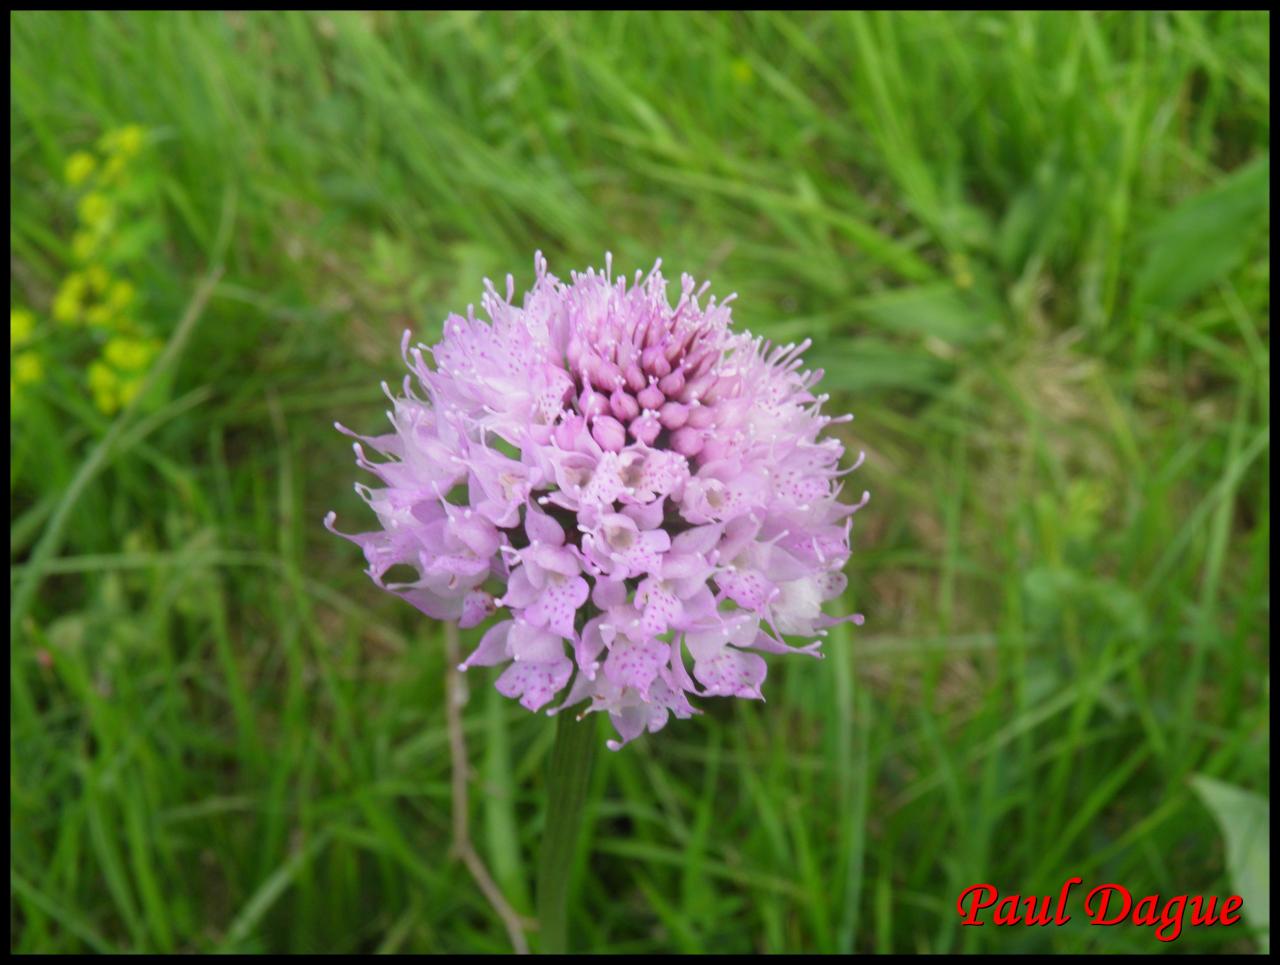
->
[536,710,599,954]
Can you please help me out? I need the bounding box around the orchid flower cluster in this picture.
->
[328,254,867,749]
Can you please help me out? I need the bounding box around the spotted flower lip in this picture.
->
[328,252,868,749]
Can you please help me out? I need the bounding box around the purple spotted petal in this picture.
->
[693,647,767,699]
[524,574,589,639]
[602,636,668,698]
[496,658,573,712]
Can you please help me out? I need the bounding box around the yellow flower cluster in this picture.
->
[64,124,146,264]
[11,125,162,417]
[53,265,137,331]
[73,125,161,415]
[10,307,43,404]
[88,335,162,415]
[51,260,157,414]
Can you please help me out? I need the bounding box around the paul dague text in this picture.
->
[957,878,1245,942]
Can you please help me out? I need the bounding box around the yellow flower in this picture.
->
[65,151,97,186]
[53,273,88,325]
[108,279,136,311]
[72,230,98,262]
[86,265,112,294]
[13,351,44,387]
[118,125,145,156]
[86,304,114,329]
[117,377,144,408]
[100,125,145,160]
[101,154,127,184]
[731,58,754,85]
[77,192,113,229]
[88,359,117,391]
[104,336,160,372]
[11,308,36,347]
[93,389,118,414]
[88,360,121,414]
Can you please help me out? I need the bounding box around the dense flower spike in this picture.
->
[328,254,868,749]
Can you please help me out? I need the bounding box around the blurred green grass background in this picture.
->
[9,10,1270,954]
